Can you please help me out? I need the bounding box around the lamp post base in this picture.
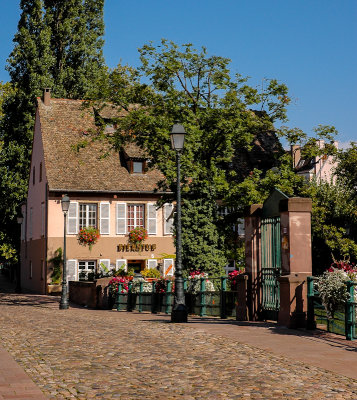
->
[171,303,188,323]
[59,283,69,310]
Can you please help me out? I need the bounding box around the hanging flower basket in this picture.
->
[77,226,100,250]
[128,226,148,245]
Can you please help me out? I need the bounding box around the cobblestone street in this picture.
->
[0,291,356,399]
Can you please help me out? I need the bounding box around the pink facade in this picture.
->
[292,140,338,183]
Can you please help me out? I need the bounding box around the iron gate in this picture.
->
[261,216,281,320]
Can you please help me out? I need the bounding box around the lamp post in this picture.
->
[60,194,70,310]
[170,122,188,323]
[16,214,24,293]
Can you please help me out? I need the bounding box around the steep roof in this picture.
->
[37,97,165,193]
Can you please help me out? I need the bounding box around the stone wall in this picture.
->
[69,277,113,309]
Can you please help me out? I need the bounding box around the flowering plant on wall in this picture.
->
[228,268,245,290]
[187,270,215,294]
[128,226,148,245]
[77,226,100,250]
[316,260,357,319]
[108,277,129,295]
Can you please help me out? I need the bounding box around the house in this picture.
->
[291,141,338,182]
[19,89,175,294]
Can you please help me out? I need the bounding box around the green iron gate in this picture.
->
[261,216,281,320]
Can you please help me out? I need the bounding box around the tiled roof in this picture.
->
[37,98,165,192]
[123,143,147,159]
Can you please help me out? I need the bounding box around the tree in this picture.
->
[98,40,291,274]
[0,0,105,262]
[335,142,357,190]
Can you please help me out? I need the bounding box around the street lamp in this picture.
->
[59,194,70,310]
[170,122,188,323]
[16,213,24,293]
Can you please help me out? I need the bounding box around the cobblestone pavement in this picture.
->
[0,293,356,399]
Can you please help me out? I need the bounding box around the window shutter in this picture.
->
[99,259,110,274]
[237,218,245,237]
[164,204,174,235]
[147,204,157,235]
[163,259,174,276]
[100,202,110,234]
[67,259,77,282]
[147,259,158,269]
[67,202,78,234]
[116,203,126,234]
[116,259,127,272]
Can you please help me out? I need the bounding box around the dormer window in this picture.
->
[104,124,115,134]
[121,143,148,175]
[133,161,144,174]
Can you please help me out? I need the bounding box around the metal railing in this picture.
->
[114,277,239,319]
[307,276,356,340]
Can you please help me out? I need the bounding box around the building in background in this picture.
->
[19,89,175,294]
[291,141,338,182]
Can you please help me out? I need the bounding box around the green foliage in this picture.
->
[98,40,291,275]
[336,142,357,190]
[0,0,106,263]
[301,178,357,273]
[141,268,161,279]
[316,269,350,319]
[49,247,62,284]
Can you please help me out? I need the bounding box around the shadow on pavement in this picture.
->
[137,314,357,352]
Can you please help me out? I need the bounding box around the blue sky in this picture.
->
[0,0,356,145]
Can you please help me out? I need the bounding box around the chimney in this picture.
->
[291,145,301,168]
[43,88,51,106]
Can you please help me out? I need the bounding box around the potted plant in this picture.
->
[141,267,161,282]
[128,226,148,245]
[77,226,100,250]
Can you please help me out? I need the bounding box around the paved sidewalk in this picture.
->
[0,345,47,400]
[0,290,356,399]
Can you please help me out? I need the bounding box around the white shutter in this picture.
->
[99,259,110,274]
[147,259,158,269]
[164,204,174,235]
[164,259,174,276]
[116,259,127,272]
[67,259,77,282]
[237,218,245,237]
[67,202,78,234]
[147,203,157,235]
[100,202,110,235]
[116,203,126,234]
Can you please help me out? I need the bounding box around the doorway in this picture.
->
[127,260,145,274]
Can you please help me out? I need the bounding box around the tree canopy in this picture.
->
[0,0,105,262]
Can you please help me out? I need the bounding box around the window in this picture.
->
[133,161,143,174]
[29,261,32,279]
[39,162,42,182]
[79,260,96,272]
[78,260,96,280]
[33,167,35,185]
[79,204,97,229]
[127,204,144,232]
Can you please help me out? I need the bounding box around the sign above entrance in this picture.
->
[117,244,157,252]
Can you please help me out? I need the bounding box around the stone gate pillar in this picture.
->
[278,198,312,328]
[244,204,262,321]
